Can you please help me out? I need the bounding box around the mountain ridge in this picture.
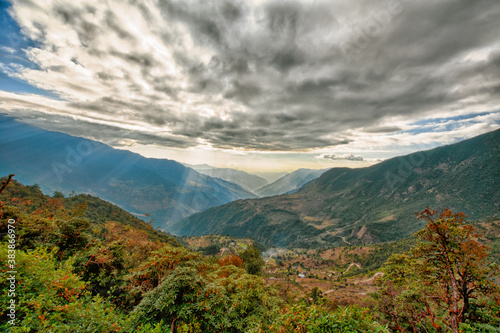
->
[255,168,330,197]
[184,163,269,193]
[174,129,500,248]
[0,116,257,229]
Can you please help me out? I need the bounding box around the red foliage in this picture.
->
[218,254,244,268]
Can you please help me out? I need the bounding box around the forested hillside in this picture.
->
[1,177,499,332]
[0,177,387,332]
[176,129,500,248]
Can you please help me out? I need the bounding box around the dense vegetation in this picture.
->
[376,208,500,332]
[1,177,499,332]
[0,178,388,332]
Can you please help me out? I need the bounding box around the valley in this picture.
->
[1,169,499,332]
[0,116,332,231]
[1,1,499,330]
[181,215,500,307]
[175,129,500,248]
[1,113,499,333]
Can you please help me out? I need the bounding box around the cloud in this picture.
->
[0,0,499,154]
[318,153,364,161]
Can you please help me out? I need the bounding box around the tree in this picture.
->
[132,264,281,332]
[268,303,389,333]
[0,174,14,210]
[378,208,500,332]
[53,191,65,199]
[239,244,265,275]
[310,287,323,305]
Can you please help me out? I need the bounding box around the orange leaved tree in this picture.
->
[377,208,500,332]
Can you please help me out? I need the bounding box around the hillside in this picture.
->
[0,116,256,229]
[179,234,262,256]
[2,178,498,332]
[0,177,180,246]
[255,168,330,197]
[175,129,500,248]
[0,176,398,332]
[185,163,269,193]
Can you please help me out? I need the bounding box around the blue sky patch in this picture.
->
[0,0,59,97]
[403,111,500,135]
[409,112,494,127]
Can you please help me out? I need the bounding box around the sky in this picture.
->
[0,0,499,173]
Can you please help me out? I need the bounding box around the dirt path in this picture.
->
[359,272,384,283]
[340,236,351,245]
[322,271,384,295]
[343,263,361,275]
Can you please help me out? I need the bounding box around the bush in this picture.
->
[0,247,128,332]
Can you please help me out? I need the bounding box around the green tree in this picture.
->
[266,303,389,333]
[310,287,323,305]
[240,244,265,275]
[53,191,65,199]
[132,264,280,332]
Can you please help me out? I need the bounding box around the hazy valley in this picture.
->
[175,129,500,248]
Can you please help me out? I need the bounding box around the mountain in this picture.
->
[174,129,500,248]
[255,168,330,197]
[252,171,289,183]
[185,163,268,193]
[0,116,256,229]
[0,176,180,246]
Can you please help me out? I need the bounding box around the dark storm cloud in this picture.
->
[70,97,184,129]
[6,109,195,149]
[2,0,500,151]
[362,126,403,134]
[162,0,499,150]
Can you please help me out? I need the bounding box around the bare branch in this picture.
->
[0,174,15,195]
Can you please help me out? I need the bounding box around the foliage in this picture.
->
[310,287,323,305]
[132,264,281,332]
[0,178,179,246]
[377,208,500,332]
[5,178,499,332]
[0,247,129,332]
[240,244,265,275]
[127,245,201,293]
[218,254,244,268]
[265,303,389,333]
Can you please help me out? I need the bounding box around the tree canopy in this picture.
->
[377,208,500,332]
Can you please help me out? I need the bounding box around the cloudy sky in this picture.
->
[1,0,499,172]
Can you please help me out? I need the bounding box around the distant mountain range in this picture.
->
[185,163,329,197]
[174,129,500,248]
[252,171,289,183]
[184,163,268,193]
[255,168,330,197]
[0,116,256,229]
